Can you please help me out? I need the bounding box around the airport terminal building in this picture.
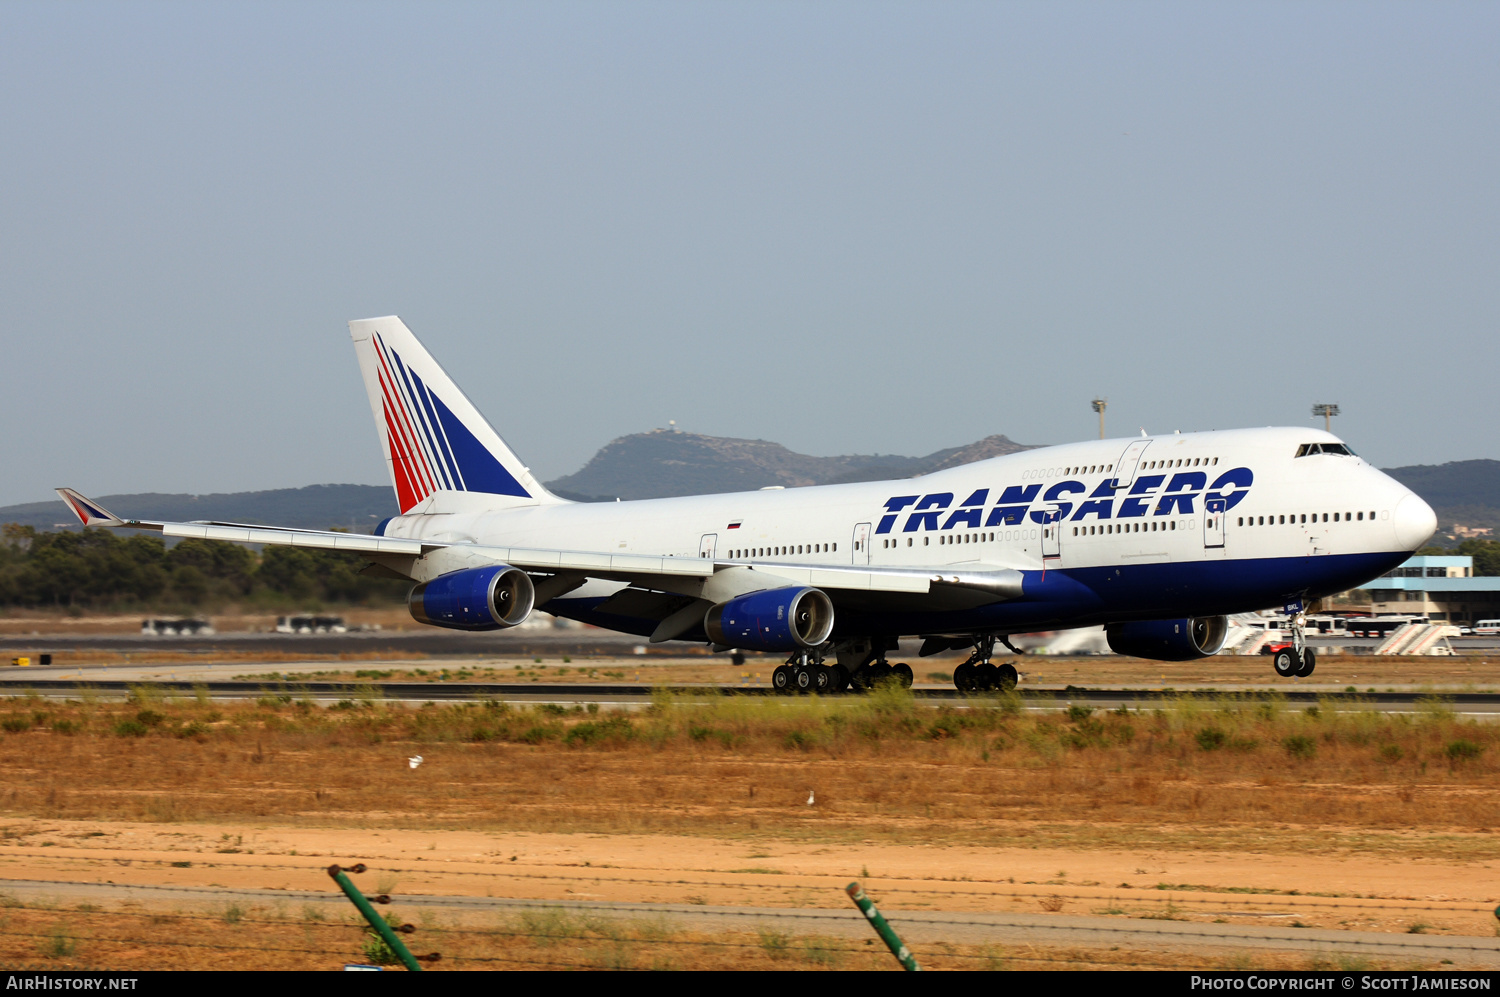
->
[1362,555,1500,622]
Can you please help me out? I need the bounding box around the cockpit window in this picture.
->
[1295,442,1355,457]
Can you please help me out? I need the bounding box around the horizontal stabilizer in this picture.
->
[54,489,125,528]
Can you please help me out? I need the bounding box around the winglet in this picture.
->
[55,488,125,528]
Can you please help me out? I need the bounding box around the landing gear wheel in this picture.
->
[954,661,976,692]
[997,663,1019,691]
[1296,648,1316,678]
[811,665,833,694]
[794,666,814,694]
[730,651,746,666]
[1273,649,1298,678]
[851,664,872,692]
[771,665,794,694]
[974,662,997,691]
[828,664,851,693]
[870,662,893,687]
[892,663,913,689]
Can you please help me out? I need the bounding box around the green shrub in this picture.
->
[113,720,149,738]
[1195,727,1227,751]
[1282,735,1316,760]
[1445,740,1483,762]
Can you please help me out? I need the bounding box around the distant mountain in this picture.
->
[8,447,1494,543]
[0,484,396,533]
[1381,459,1500,541]
[543,430,1038,501]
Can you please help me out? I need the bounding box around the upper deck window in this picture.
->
[1295,442,1355,457]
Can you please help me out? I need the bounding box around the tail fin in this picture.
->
[349,316,563,515]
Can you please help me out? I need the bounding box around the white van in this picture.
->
[1474,620,1500,636]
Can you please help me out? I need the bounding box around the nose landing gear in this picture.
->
[1271,614,1316,679]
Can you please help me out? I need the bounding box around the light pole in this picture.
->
[1312,403,1339,434]
[1091,398,1107,440]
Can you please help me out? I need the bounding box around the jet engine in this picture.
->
[1106,616,1229,661]
[409,565,535,631]
[704,586,835,652]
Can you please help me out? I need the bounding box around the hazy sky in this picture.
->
[3,1,1496,508]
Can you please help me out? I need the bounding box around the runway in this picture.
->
[4,674,1500,714]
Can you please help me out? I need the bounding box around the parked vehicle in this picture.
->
[141,618,214,636]
[274,615,348,634]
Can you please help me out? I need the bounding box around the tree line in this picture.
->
[0,525,409,610]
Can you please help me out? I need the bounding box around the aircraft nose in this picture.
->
[1392,492,1437,551]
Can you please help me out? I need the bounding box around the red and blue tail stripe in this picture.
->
[371,333,529,513]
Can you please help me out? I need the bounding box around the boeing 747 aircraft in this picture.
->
[59,316,1437,692]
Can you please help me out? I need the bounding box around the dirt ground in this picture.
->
[1,817,1496,971]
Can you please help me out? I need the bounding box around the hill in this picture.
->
[0,484,396,533]
[544,430,1037,501]
[1382,459,1500,541]
[7,447,1496,542]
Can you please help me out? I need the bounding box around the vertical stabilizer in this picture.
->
[349,316,562,515]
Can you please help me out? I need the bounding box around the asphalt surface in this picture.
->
[3,673,1500,714]
[7,630,1500,657]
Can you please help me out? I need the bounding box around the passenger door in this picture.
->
[1112,439,1153,490]
[1203,499,1225,550]
[851,522,871,565]
[1041,508,1061,561]
[698,533,717,559]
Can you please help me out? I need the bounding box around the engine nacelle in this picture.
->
[1106,616,1229,661]
[409,565,535,631]
[704,586,835,652]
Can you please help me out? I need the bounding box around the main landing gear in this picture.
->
[770,645,914,695]
[773,649,848,695]
[952,636,1019,693]
[1272,614,1317,679]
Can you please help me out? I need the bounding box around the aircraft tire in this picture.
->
[850,664,871,692]
[998,663,1019,691]
[974,662,998,691]
[1272,649,1298,678]
[794,666,814,694]
[772,665,794,694]
[829,664,851,693]
[892,663,913,689]
[812,665,833,694]
[1296,649,1316,678]
[954,662,976,692]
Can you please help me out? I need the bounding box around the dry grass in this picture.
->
[0,686,1497,858]
[0,897,1441,972]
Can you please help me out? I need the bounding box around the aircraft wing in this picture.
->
[53,488,996,601]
